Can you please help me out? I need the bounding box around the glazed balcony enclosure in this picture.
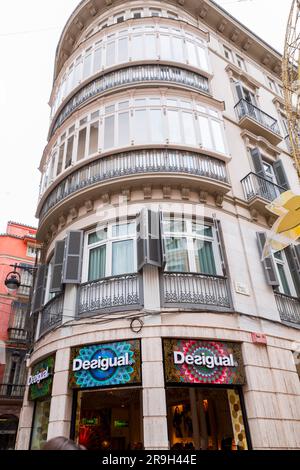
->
[235,99,282,145]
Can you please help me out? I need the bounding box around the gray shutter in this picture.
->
[235,82,244,101]
[32,265,47,313]
[213,218,228,276]
[137,209,161,271]
[62,230,84,284]
[285,245,300,297]
[160,211,167,269]
[251,147,265,177]
[50,240,65,293]
[256,232,279,286]
[273,160,290,190]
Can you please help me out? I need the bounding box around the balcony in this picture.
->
[241,172,285,214]
[51,65,210,137]
[161,272,232,311]
[38,150,230,222]
[78,273,143,317]
[275,292,300,326]
[39,294,64,338]
[235,99,282,145]
[0,383,25,399]
[7,327,29,343]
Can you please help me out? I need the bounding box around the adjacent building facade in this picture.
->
[16,0,300,450]
[0,222,39,449]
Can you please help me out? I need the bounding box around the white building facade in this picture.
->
[16,0,300,451]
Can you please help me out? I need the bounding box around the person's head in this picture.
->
[42,436,86,450]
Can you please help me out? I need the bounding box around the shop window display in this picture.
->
[30,399,51,450]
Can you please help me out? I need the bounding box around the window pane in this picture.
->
[168,110,181,143]
[112,240,134,275]
[164,219,186,233]
[211,120,226,153]
[187,41,198,66]
[161,35,171,59]
[165,238,189,272]
[88,229,107,245]
[83,53,92,80]
[106,41,115,67]
[173,37,184,62]
[118,37,128,62]
[89,122,99,155]
[198,116,213,149]
[132,35,143,60]
[104,115,115,149]
[134,110,148,143]
[146,34,156,58]
[88,245,106,281]
[56,143,65,175]
[182,112,196,145]
[197,46,208,71]
[118,112,130,146]
[77,128,87,160]
[192,223,213,237]
[93,46,102,73]
[277,264,291,296]
[194,240,217,275]
[150,109,164,142]
[112,222,135,237]
[65,136,74,168]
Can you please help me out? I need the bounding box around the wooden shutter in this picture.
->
[50,240,65,293]
[137,209,162,271]
[213,218,228,276]
[273,160,290,190]
[250,147,265,177]
[285,245,300,297]
[62,231,84,284]
[32,264,47,313]
[256,232,279,286]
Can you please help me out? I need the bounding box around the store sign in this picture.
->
[163,339,245,385]
[69,340,141,389]
[28,355,55,401]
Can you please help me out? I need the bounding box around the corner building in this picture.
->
[16,0,300,450]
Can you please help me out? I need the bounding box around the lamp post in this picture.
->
[4,263,38,295]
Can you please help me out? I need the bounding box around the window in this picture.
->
[88,121,99,155]
[83,50,92,80]
[27,245,38,258]
[224,46,233,61]
[56,142,65,175]
[115,14,125,24]
[132,10,142,19]
[162,216,222,275]
[84,221,136,282]
[77,127,87,160]
[150,8,161,17]
[267,77,279,94]
[273,251,297,297]
[65,135,74,169]
[236,54,246,71]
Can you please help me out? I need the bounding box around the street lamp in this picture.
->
[4,263,37,294]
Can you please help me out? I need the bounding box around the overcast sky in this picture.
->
[0,0,292,233]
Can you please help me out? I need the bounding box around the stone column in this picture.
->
[62,284,78,323]
[47,347,72,439]
[15,382,34,450]
[142,336,169,450]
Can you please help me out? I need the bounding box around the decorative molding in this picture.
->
[84,200,94,212]
[74,18,84,30]
[89,3,97,16]
[267,215,277,228]
[199,190,208,203]
[66,34,75,46]
[217,20,227,33]
[163,186,172,199]
[102,193,110,205]
[143,186,152,200]
[122,189,131,201]
[177,0,185,5]
[50,224,58,236]
[273,63,281,74]
[250,207,259,222]
[230,29,239,43]
[240,130,281,157]
[262,54,271,66]
[199,3,209,19]
[181,187,190,201]
[58,215,66,227]
[242,39,252,51]
[214,193,224,207]
[105,0,113,5]
[226,64,260,90]
[69,207,78,220]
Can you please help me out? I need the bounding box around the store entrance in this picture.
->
[166,387,248,451]
[74,388,143,450]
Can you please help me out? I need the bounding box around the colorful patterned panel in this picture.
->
[227,389,248,450]
[28,355,55,401]
[163,339,245,385]
[69,340,141,389]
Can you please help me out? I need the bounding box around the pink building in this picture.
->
[0,222,40,449]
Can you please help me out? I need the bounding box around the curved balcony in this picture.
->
[38,149,230,222]
[39,293,64,338]
[50,65,210,137]
[161,272,232,311]
[241,172,285,215]
[275,292,300,326]
[78,273,143,317]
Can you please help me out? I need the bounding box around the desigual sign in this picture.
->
[69,340,141,389]
[163,339,245,385]
[28,355,55,401]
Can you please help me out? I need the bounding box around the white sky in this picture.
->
[0,0,292,233]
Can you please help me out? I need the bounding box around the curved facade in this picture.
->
[17,1,300,451]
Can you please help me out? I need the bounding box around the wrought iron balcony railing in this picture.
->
[241,172,286,202]
[50,65,209,136]
[0,383,25,399]
[39,150,229,220]
[161,272,232,310]
[39,293,64,337]
[78,273,143,316]
[235,99,281,135]
[7,327,29,343]
[275,292,300,325]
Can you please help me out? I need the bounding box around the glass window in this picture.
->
[65,135,74,168]
[168,110,181,143]
[150,109,164,142]
[106,41,116,67]
[118,37,128,62]
[273,250,296,296]
[89,122,99,155]
[132,35,143,60]
[224,46,233,61]
[146,34,157,58]
[118,112,130,146]
[77,128,87,160]
[236,54,246,71]
[211,120,226,154]
[30,400,51,450]
[198,116,213,149]
[182,112,196,145]
[56,143,65,175]
[165,238,189,272]
[83,52,92,80]
[93,45,102,73]
[197,46,208,71]
[194,240,217,275]
[88,245,106,281]
[88,229,107,245]
[173,37,184,62]
[112,222,135,237]
[134,110,148,143]
[112,240,134,275]
[161,35,171,59]
[187,41,198,66]
[104,115,115,149]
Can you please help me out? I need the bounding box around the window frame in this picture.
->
[273,250,297,297]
